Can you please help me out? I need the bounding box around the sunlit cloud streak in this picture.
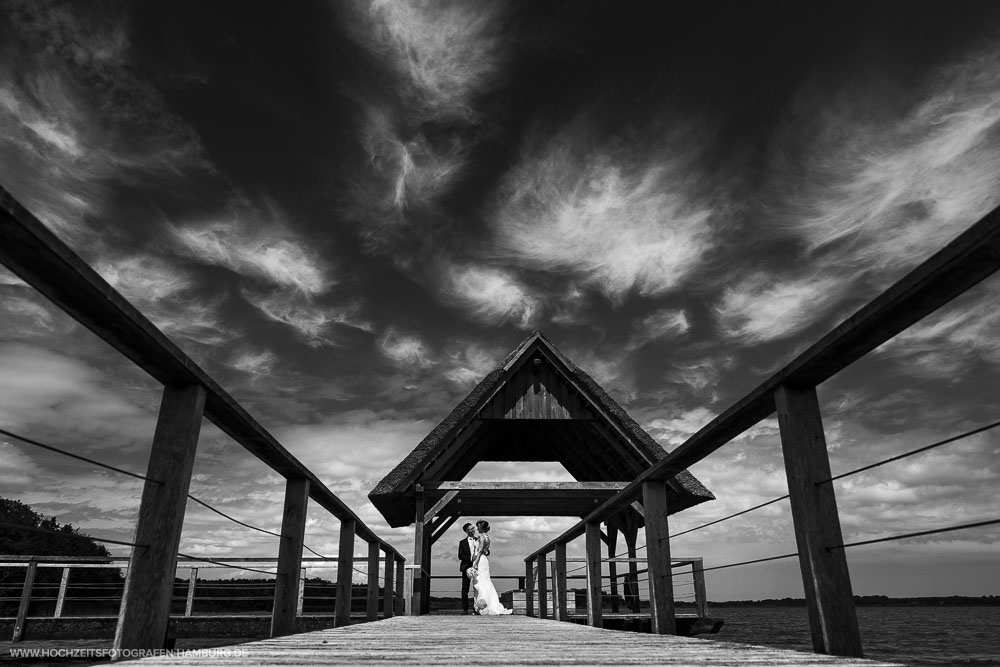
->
[490,114,718,302]
[438,263,540,328]
[338,0,512,249]
[379,329,434,370]
[169,209,331,297]
[242,289,372,348]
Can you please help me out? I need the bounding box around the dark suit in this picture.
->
[458,537,474,613]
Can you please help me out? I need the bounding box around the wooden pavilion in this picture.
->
[369,331,714,614]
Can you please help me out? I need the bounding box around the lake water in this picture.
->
[705,606,1000,666]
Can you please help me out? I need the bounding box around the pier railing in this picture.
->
[0,555,404,630]
[0,186,405,648]
[525,203,1000,657]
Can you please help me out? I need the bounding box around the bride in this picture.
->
[470,520,513,615]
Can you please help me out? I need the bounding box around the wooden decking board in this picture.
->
[121,615,903,666]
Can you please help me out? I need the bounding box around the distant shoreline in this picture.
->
[708,595,1000,607]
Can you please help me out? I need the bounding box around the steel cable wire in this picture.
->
[0,427,154,483]
[817,419,1000,485]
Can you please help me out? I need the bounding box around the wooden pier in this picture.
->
[119,616,902,666]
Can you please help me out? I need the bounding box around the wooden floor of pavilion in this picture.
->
[123,615,903,666]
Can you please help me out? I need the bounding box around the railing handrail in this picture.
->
[524,203,1000,563]
[0,185,401,559]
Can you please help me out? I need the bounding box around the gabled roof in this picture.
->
[369,331,714,527]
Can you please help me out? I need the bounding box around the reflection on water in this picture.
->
[703,606,1000,666]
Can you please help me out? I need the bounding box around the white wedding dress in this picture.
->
[472,539,513,615]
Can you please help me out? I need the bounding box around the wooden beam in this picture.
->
[409,491,425,616]
[622,513,641,613]
[775,384,862,657]
[536,554,548,619]
[420,517,432,615]
[692,558,708,618]
[394,556,405,617]
[271,477,309,637]
[643,481,676,635]
[606,523,620,614]
[335,518,356,627]
[430,515,458,545]
[297,567,306,617]
[185,568,197,618]
[12,560,36,641]
[423,481,630,491]
[584,523,602,628]
[383,551,395,619]
[554,542,568,622]
[115,383,205,651]
[54,567,70,619]
[366,541,380,622]
[424,490,459,521]
[0,187,400,556]
[524,560,535,618]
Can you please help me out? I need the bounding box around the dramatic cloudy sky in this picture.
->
[2,0,999,603]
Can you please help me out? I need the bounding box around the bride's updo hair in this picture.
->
[476,520,490,533]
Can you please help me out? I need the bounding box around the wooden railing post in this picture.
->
[409,489,425,616]
[114,383,206,652]
[420,521,432,615]
[775,384,862,657]
[271,477,309,637]
[297,568,306,616]
[383,550,395,618]
[584,523,602,628]
[536,553,548,619]
[622,515,641,613]
[554,542,568,621]
[643,481,676,635]
[54,566,70,619]
[335,518,356,627]
[606,524,620,613]
[12,560,36,641]
[524,560,535,617]
[692,559,707,618]
[185,568,197,617]
[366,541,380,621]
[394,556,404,616]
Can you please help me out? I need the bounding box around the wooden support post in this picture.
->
[335,518,356,627]
[271,477,309,637]
[775,384,863,657]
[185,568,197,617]
[554,542,568,621]
[366,541,380,621]
[420,522,432,615]
[12,561,36,641]
[536,553,548,619]
[403,565,416,615]
[692,559,708,618]
[394,556,404,616]
[622,512,641,612]
[410,489,425,616]
[584,523,603,628]
[643,481,676,635]
[383,551,395,619]
[114,383,206,652]
[606,523,620,613]
[54,567,70,619]
[524,560,535,618]
[297,568,306,616]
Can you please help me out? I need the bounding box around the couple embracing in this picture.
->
[458,520,513,616]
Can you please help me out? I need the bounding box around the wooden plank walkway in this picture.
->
[121,616,903,666]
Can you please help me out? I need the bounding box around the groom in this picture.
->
[458,522,477,615]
